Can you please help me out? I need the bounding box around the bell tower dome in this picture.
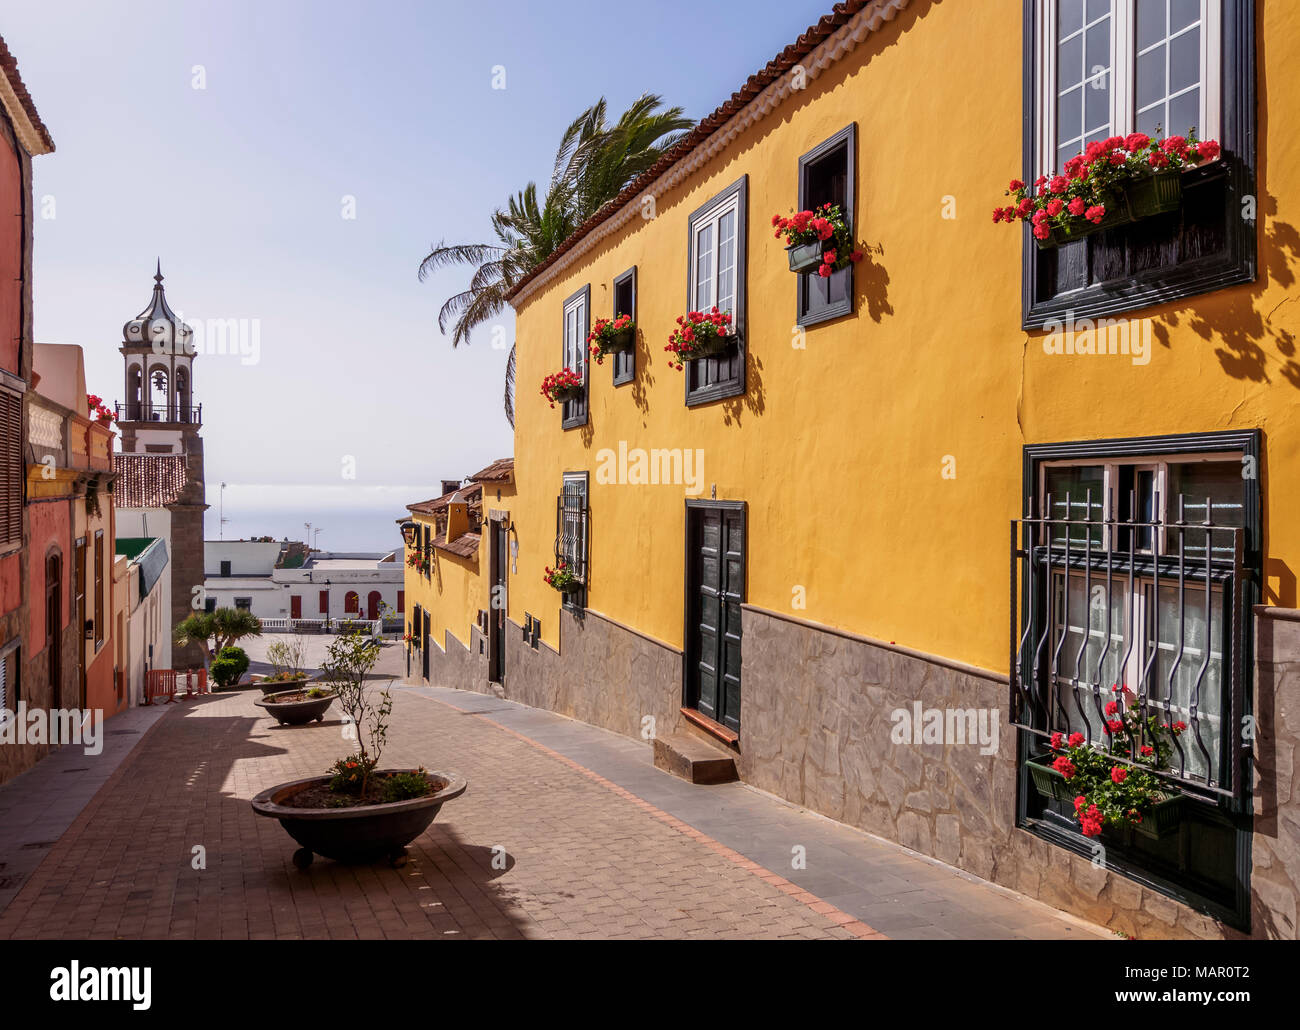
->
[116,260,201,456]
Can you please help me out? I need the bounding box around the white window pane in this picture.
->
[717,210,735,313]
[1136,103,1164,137]
[1085,0,1108,20]
[1169,25,1201,96]
[1084,21,1109,81]
[1058,33,1084,89]
[1136,43,1166,110]
[1059,0,1084,37]
[1057,86,1083,151]
[694,223,714,310]
[1170,0,1200,33]
[1168,86,1200,137]
[1084,76,1111,135]
[1136,0,1166,49]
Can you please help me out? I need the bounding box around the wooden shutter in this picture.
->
[0,389,21,548]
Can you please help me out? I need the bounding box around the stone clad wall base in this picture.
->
[421,628,496,697]
[499,610,683,742]
[1251,609,1300,939]
[740,605,1291,940]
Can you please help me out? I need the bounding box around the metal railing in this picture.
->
[1010,488,1248,799]
[115,402,202,425]
[259,617,382,636]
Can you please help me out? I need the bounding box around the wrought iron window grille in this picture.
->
[1011,486,1247,800]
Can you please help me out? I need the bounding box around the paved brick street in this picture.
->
[0,641,1107,940]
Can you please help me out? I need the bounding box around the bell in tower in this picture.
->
[117,260,201,456]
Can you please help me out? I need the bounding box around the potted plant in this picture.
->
[587,315,635,364]
[664,308,734,370]
[543,560,581,594]
[209,646,250,690]
[1027,685,1188,841]
[258,637,310,694]
[771,203,865,276]
[255,684,338,726]
[86,393,114,425]
[994,132,1221,248]
[540,367,584,407]
[250,629,467,868]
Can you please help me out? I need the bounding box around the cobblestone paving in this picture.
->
[0,676,871,940]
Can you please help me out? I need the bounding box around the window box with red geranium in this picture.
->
[1026,685,1188,843]
[587,315,635,364]
[995,133,1221,249]
[543,560,581,594]
[665,309,732,371]
[772,203,865,277]
[540,367,583,407]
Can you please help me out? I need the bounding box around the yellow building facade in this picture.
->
[409,0,1298,938]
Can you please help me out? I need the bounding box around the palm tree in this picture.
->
[420,94,693,425]
[174,608,263,666]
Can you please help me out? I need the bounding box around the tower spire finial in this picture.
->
[154,258,163,286]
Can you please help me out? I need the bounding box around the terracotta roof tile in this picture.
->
[0,35,54,152]
[503,0,885,302]
[113,454,187,508]
[407,482,482,516]
[468,457,514,483]
[434,531,480,559]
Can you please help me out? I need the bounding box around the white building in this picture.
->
[277,552,404,623]
[201,542,404,625]
[114,536,170,703]
[204,539,283,617]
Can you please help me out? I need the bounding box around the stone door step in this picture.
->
[653,731,738,784]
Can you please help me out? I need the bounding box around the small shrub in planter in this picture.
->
[771,203,865,276]
[587,315,635,364]
[543,560,581,593]
[665,308,733,370]
[210,646,250,688]
[1029,684,1189,840]
[540,367,583,407]
[993,132,1221,248]
[260,637,309,692]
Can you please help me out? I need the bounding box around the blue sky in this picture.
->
[5,0,833,548]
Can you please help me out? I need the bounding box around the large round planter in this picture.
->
[255,689,337,726]
[258,675,309,696]
[250,770,467,867]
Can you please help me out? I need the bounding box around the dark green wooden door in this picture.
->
[687,504,744,732]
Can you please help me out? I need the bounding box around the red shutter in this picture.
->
[397,590,404,613]
[319,589,329,614]
[290,595,302,619]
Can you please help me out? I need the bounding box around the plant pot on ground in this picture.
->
[250,629,470,867]
[251,769,467,868]
[255,687,338,726]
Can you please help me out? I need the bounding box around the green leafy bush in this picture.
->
[210,646,250,688]
[380,769,434,803]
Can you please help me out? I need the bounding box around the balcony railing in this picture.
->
[115,402,202,425]
[1010,489,1249,800]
